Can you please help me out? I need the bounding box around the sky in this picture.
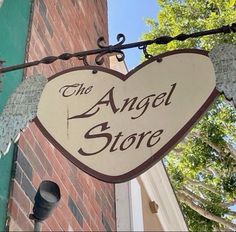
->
[108,0,160,71]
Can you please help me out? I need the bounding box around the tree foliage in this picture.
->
[143,0,236,55]
[142,0,236,231]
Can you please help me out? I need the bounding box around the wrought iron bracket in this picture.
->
[0,23,235,74]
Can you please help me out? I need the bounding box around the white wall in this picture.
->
[140,161,188,231]
[115,179,144,231]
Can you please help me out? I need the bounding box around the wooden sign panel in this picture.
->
[36,50,218,183]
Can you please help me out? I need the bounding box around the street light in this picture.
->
[30,180,61,232]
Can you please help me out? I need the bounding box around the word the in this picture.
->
[59,83,93,97]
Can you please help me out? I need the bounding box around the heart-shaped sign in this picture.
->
[36,49,218,183]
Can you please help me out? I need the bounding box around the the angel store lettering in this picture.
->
[59,82,177,156]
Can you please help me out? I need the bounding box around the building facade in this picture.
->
[0,1,32,230]
[1,1,115,231]
[0,1,187,231]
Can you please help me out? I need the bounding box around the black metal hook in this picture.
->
[138,45,153,60]
[78,55,89,66]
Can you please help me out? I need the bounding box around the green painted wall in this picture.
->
[0,0,32,230]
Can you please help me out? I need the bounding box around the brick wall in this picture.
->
[7,1,116,231]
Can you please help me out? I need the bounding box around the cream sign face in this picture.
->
[36,50,218,183]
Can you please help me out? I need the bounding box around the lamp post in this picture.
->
[30,180,61,232]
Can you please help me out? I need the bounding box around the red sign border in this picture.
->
[34,49,219,183]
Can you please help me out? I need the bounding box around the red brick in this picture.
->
[53,148,70,173]
[8,219,21,231]
[11,181,31,214]
[90,216,100,232]
[76,195,90,224]
[8,198,19,221]
[8,199,33,231]
[19,135,46,178]
[28,123,52,154]
[16,204,34,231]
[53,208,69,231]
[42,222,51,232]
[46,215,62,231]
[69,214,83,231]
[33,141,53,176]
[22,127,35,146]
[83,221,91,231]
[18,134,26,150]
[9,1,116,231]
[32,172,42,189]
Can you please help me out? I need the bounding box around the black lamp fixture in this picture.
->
[30,180,61,232]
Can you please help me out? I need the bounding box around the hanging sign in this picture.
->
[36,50,218,183]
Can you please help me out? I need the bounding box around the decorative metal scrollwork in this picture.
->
[95,33,126,65]
[0,23,236,74]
